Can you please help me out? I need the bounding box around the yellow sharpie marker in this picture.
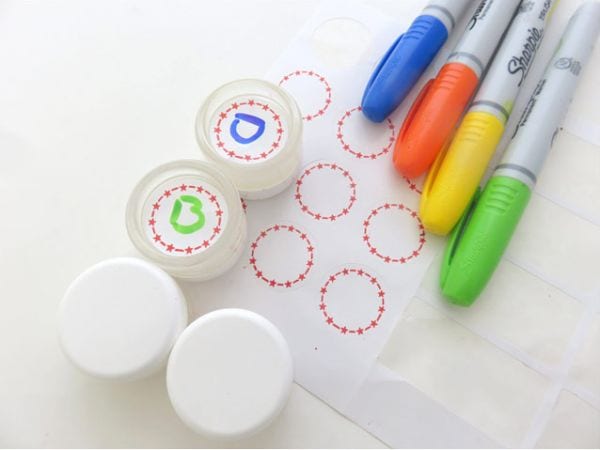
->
[420,0,557,235]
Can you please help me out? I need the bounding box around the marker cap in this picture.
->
[196,79,303,199]
[393,62,479,178]
[420,111,505,235]
[361,15,449,123]
[58,257,188,380]
[126,160,246,280]
[167,309,293,440]
[440,176,531,306]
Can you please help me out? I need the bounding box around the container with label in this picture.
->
[195,79,303,199]
[126,160,246,280]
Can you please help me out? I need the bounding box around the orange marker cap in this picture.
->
[393,62,479,179]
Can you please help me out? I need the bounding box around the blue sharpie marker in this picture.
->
[362,0,473,123]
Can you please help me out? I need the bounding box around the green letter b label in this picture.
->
[169,195,205,234]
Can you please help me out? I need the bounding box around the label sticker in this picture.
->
[362,203,426,264]
[210,97,288,163]
[250,224,315,288]
[144,178,228,256]
[310,18,372,69]
[319,266,386,335]
[278,69,332,121]
[295,161,357,221]
[337,106,396,160]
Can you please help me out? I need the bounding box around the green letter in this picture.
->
[169,195,205,234]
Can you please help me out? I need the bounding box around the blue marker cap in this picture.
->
[362,15,449,123]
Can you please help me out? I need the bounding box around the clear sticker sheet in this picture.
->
[182,1,600,447]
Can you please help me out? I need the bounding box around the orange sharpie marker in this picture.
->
[393,0,521,179]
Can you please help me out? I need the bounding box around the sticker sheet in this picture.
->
[181,1,600,447]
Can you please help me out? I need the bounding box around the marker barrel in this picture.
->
[447,0,522,77]
[471,0,556,121]
[496,1,600,188]
[424,0,474,31]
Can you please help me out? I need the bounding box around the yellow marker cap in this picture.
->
[420,111,505,235]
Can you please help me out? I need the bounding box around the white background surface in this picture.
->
[0,0,390,447]
[1,0,599,448]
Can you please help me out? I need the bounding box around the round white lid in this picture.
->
[58,257,188,380]
[166,309,293,440]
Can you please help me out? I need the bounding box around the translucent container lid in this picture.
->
[195,79,303,199]
[126,160,246,280]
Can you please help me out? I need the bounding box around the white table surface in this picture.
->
[0,0,395,447]
[4,0,599,448]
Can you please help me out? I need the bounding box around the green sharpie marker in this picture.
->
[441,1,600,306]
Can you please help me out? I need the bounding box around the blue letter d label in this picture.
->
[230,113,266,144]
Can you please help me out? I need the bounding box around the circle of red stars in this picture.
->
[363,203,426,264]
[319,267,385,335]
[147,183,224,255]
[295,162,357,222]
[213,99,284,162]
[337,106,396,160]
[249,224,315,288]
[278,69,332,122]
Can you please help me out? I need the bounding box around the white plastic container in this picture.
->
[195,79,303,199]
[166,309,293,440]
[58,257,188,380]
[126,160,246,280]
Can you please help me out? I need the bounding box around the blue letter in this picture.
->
[230,113,266,144]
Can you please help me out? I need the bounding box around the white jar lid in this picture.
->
[166,309,293,440]
[126,160,246,280]
[195,79,303,200]
[58,257,188,380]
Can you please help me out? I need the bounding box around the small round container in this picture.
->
[195,79,303,199]
[166,309,293,440]
[58,257,188,380]
[126,160,246,280]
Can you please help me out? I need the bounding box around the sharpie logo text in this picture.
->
[507,27,544,86]
[468,0,490,30]
[512,78,546,138]
[538,0,552,20]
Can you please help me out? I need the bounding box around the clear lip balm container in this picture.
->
[126,160,246,280]
[195,79,303,199]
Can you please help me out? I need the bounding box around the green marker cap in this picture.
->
[440,176,531,306]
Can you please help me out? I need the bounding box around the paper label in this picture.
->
[143,177,228,256]
[209,96,289,163]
